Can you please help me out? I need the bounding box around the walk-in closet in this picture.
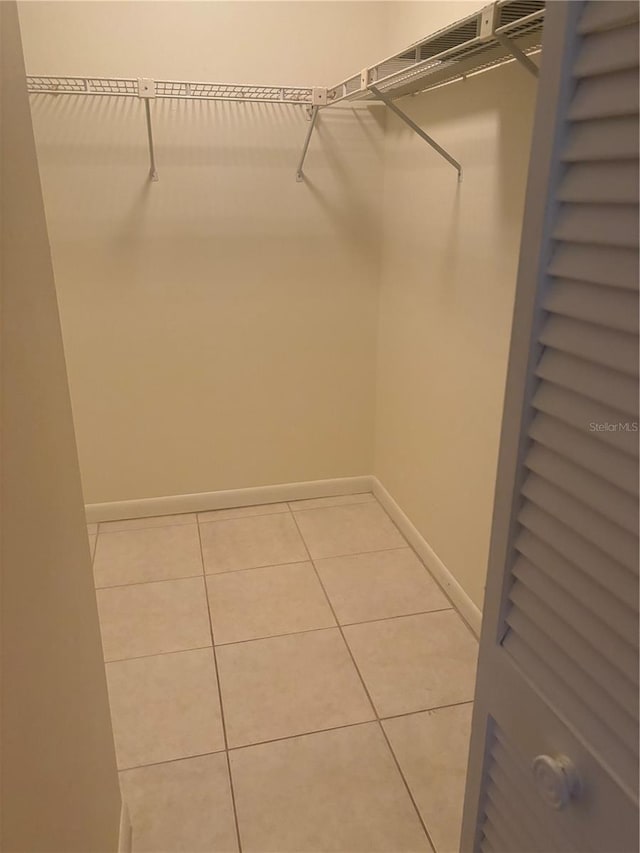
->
[2,1,638,851]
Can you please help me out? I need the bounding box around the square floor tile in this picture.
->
[288,493,375,511]
[230,723,432,852]
[200,513,307,574]
[120,753,239,853]
[106,648,224,769]
[343,611,477,717]
[316,548,450,624]
[100,513,196,533]
[207,562,335,645]
[97,577,211,661]
[293,502,406,559]
[216,628,374,747]
[93,524,203,588]
[198,502,289,523]
[383,704,472,853]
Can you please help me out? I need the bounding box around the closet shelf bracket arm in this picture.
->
[296,105,319,182]
[139,78,159,182]
[368,85,462,181]
[296,88,326,182]
[493,32,539,77]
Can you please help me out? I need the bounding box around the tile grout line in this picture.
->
[288,508,439,853]
[211,607,454,649]
[91,543,430,592]
[119,748,226,775]
[116,696,475,773]
[91,493,376,535]
[196,516,244,853]
[380,698,474,722]
[97,574,209,593]
[95,608,460,668]
[226,696,475,751]
[104,644,213,666]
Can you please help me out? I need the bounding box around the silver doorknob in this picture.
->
[532,754,581,809]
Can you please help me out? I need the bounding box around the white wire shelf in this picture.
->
[25,0,545,182]
[27,76,314,104]
[328,0,545,103]
[27,1,545,108]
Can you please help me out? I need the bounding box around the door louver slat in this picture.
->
[573,23,639,76]
[562,117,639,163]
[524,444,639,534]
[547,243,639,290]
[557,163,639,204]
[568,68,639,120]
[535,349,639,417]
[542,277,639,331]
[515,527,639,650]
[510,564,639,707]
[506,605,638,750]
[521,473,639,571]
[539,314,638,376]
[484,798,547,853]
[528,411,638,497]
[482,817,523,853]
[552,205,639,250]
[578,0,639,35]
[532,382,639,457]
[517,502,637,605]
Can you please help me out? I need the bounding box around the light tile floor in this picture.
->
[89,493,478,853]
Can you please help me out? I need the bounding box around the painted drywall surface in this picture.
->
[384,0,485,51]
[375,3,537,609]
[1,3,121,850]
[18,1,388,503]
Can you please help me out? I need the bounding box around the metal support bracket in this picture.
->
[296,105,319,181]
[481,2,538,78]
[138,78,159,182]
[493,32,539,77]
[368,85,463,181]
[295,88,325,181]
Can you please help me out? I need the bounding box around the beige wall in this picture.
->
[18,1,388,504]
[19,1,537,612]
[375,2,537,609]
[0,3,121,850]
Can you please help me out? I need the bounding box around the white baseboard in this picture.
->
[118,802,132,853]
[85,475,374,523]
[372,477,482,638]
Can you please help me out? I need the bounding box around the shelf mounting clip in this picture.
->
[296,88,326,182]
[138,78,159,182]
[368,84,463,181]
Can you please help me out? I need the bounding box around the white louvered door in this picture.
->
[461,2,639,851]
